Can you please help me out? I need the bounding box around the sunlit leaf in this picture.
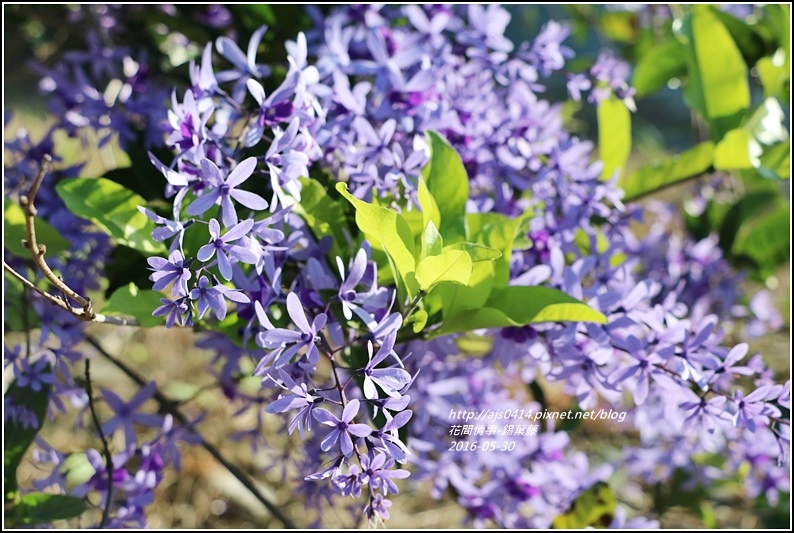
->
[598,96,632,180]
[55,177,166,254]
[416,249,472,291]
[620,142,714,201]
[421,131,468,243]
[4,199,71,258]
[101,283,165,327]
[336,182,418,298]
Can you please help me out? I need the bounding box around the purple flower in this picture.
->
[216,25,271,100]
[101,382,163,447]
[732,385,782,432]
[14,357,55,392]
[610,336,663,405]
[312,399,372,457]
[187,157,267,228]
[365,493,393,521]
[362,339,411,400]
[190,275,250,320]
[528,21,573,76]
[147,249,192,297]
[359,452,410,495]
[372,409,413,462]
[264,369,322,438]
[152,297,192,328]
[332,463,363,497]
[566,73,591,102]
[246,74,299,145]
[197,218,258,281]
[678,388,728,432]
[138,206,189,253]
[256,293,328,368]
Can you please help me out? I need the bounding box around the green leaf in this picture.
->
[443,242,501,262]
[3,199,71,258]
[632,39,687,97]
[429,211,531,320]
[7,493,87,526]
[417,177,441,234]
[415,249,472,291]
[3,270,41,331]
[291,177,350,260]
[421,131,469,243]
[335,182,418,298]
[711,8,771,65]
[731,200,790,274]
[4,377,51,498]
[103,245,153,298]
[420,220,443,260]
[597,96,632,180]
[620,142,714,201]
[758,141,790,180]
[552,482,617,529]
[756,56,789,100]
[55,177,166,254]
[718,191,779,254]
[714,129,760,170]
[682,7,750,121]
[436,286,607,336]
[407,309,428,334]
[101,283,164,327]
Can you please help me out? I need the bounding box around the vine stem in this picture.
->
[83,336,296,528]
[85,359,114,528]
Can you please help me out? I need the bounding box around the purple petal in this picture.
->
[341,398,360,423]
[340,431,354,457]
[197,243,216,262]
[247,79,266,106]
[286,292,312,333]
[226,157,258,187]
[266,394,306,414]
[217,251,233,281]
[230,189,268,210]
[227,245,258,264]
[200,158,224,186]
[261,329,303,344]
[221,195,238,228]
[216,36,248,70]
[313,408,341,426]
[187,189,221,217]
[347,424,372,441]
[222,219,254,242]
[320,428,341,452]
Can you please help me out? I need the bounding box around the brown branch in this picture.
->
[9,155,139,327]
[4,262,140,326]
[85,359,114,528]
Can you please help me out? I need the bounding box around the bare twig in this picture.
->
[85,359,114,528]
[84,336,297,529]
[20,155,94,315]
[8,154,139,326]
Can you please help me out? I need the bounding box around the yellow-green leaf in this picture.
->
[336,182,418,297]
[416,249,472,291]
[597,96,632,180]
[3,199,71,258]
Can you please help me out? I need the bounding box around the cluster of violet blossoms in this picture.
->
[4,6,227,527]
